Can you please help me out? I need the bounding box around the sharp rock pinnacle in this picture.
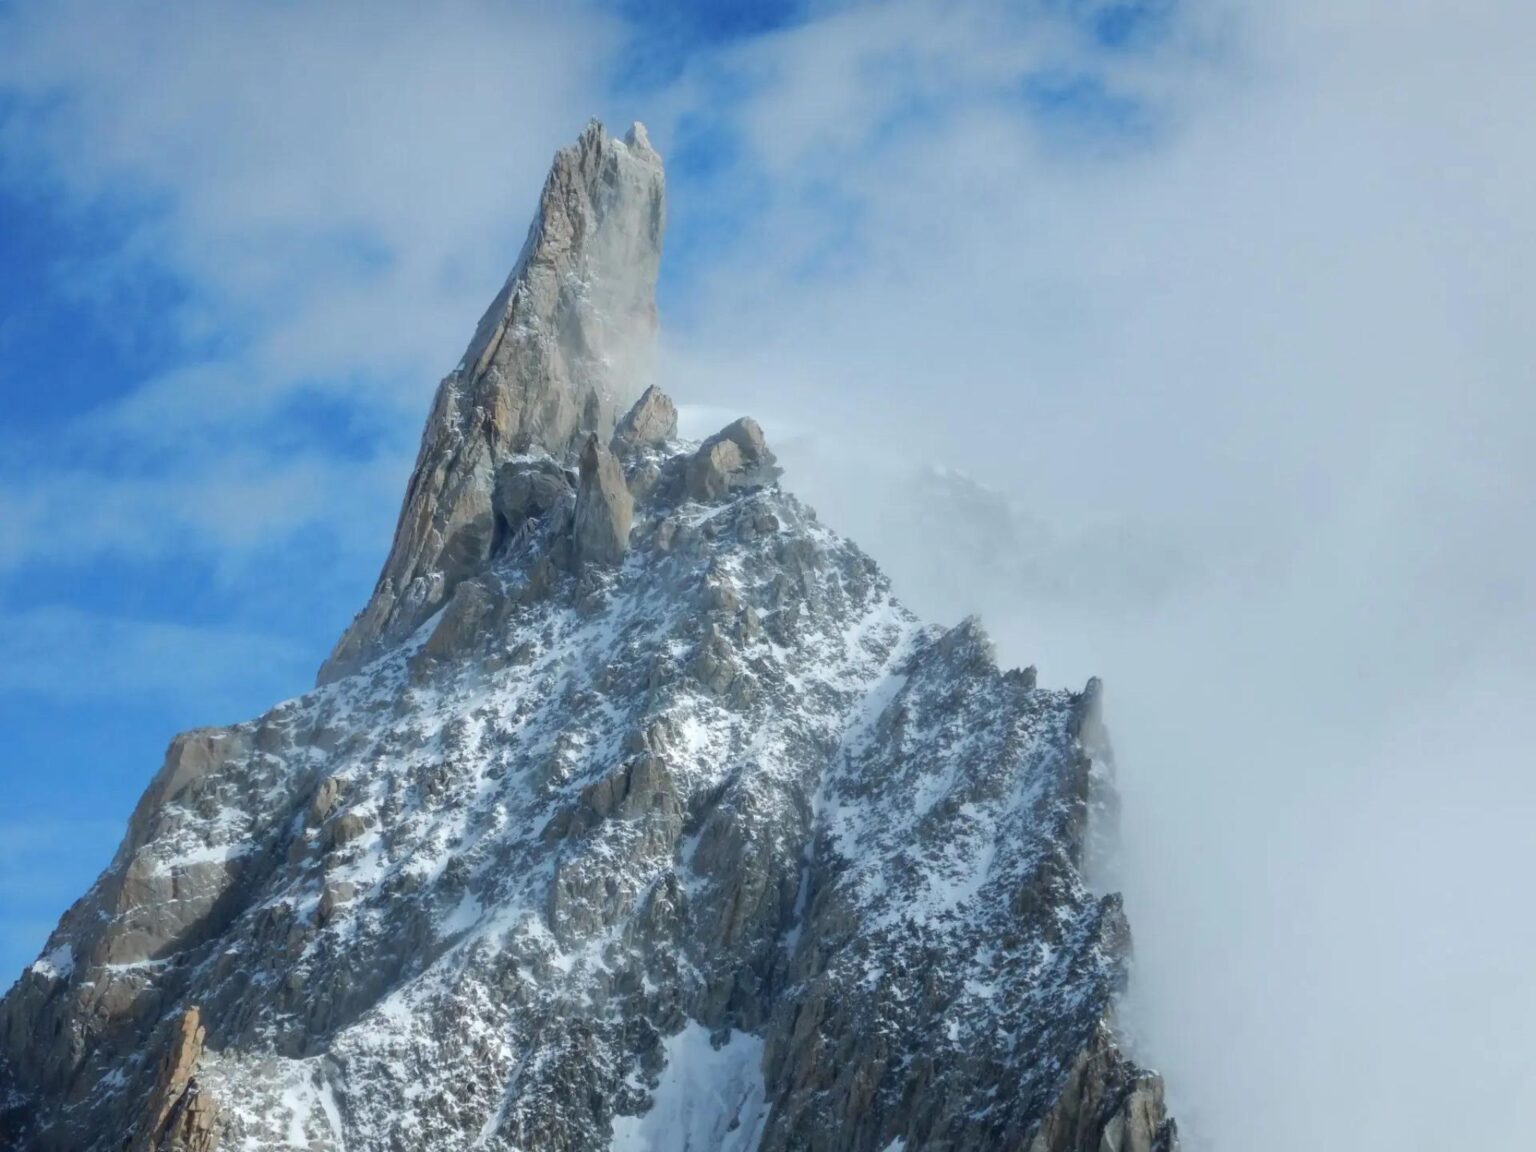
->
[320,120,666,683]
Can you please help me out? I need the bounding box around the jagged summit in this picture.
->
[320,120,666,683]
[0,121,1178,1152]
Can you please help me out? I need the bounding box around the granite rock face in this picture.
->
[320,119,665,683]
[572,434,634,567]
[613,384,678,450]
[0,122,1177,1152]
[686,416,781,502]
[132,1008,219,1152]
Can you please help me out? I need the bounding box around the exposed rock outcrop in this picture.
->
[492,457,576,543]
[130,1007,219,1152]
[613,384,678,449]
[1027,1028,1180,1152]
[685,415,781,501]
[419,575,499,662]
[319,120,665,683]
[571,433,633,567]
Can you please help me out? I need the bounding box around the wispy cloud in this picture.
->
[0,0,625,390]
[656,4,1536,1147]
[0,0,626,587]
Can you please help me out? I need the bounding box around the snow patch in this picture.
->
[30,943,73,981]
[609,1023,768,1152]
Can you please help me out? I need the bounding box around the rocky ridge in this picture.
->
[0,121,1178,1152]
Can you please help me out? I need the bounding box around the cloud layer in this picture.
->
[665,4,1536,1147]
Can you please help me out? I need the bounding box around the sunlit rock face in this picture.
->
[319,120,666,684]
[0,121,1177,1152]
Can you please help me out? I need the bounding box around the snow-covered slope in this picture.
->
[0,122,1177,1152]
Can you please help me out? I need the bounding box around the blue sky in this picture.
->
[3,2,1535,1146]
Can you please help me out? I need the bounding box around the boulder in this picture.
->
[572,434,634,567]
[613,385,678,450]
[306,777,344,827]
[626,459,663,501]
[325,811,369,851]
[685,417,781,502]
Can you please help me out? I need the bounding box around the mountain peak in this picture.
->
[1,117,1178,1152]
[320,120,666,683]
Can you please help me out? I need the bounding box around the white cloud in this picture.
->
[655,1,1536,1147]
[0,438,409,582]
[0,0,625,579]
[0,0,625,393]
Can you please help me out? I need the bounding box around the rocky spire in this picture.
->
[319,120,665,683]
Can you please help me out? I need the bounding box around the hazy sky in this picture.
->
[2,2,1533,1148]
